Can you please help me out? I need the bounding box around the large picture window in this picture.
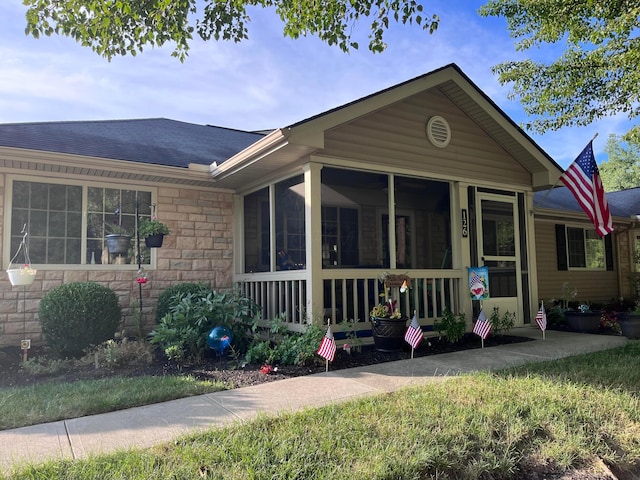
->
[10,179,153,267]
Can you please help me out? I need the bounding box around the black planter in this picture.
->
[144,234,164,248]
[370,316,407,352]
[564,311,601,333]
[618,313,640,339]
[105,234,132,255]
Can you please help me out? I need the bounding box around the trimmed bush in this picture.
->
[155,282,212,323]
[39,282,122,358]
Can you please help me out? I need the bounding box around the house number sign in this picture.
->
[461,209,468,238]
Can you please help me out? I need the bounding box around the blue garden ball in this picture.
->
[207,326,233,355]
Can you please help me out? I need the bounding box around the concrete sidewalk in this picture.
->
[0,328,629,474]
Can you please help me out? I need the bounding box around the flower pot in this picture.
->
[564,311,601,333]
[105,234,132,255]
[370,316,407,352]
[144,233,164,248]
[617,313,640,339]
[6,266,37,286]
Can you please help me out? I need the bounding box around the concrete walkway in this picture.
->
[0,328,629,475]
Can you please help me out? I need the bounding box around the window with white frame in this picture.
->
[10,178,153,266]
[566,226,605,269]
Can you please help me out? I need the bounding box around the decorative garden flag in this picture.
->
[404,313,423,349]
[317,325,336,362]
[468,267,490,300]
[560,141,613,236]
[473,309,492,340]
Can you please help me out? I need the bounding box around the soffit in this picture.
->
[0,147,224,189]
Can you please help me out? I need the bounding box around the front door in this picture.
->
[476,193,522,324]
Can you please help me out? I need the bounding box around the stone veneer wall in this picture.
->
[0,183,234,348]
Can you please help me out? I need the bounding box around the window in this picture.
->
[566,227,605,269]
[10,178,153,267]
[321,206,359,267]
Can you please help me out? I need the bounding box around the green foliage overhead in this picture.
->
[23,0,439,60]
[600,134,640,191]
[480,1,640,140]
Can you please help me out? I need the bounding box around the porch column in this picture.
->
[304,163,324,325]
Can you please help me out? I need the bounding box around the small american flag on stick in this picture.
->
[404,312,423,350]
[317,324,336,362]
[473,309,491,340]
[535,302,547,339]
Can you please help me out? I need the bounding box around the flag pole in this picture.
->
[533,132,599,212]
[325,318,330,372]
[480,301,484,349]
[411,309,416,359]
[541,300,545,340]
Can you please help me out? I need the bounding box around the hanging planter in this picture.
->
[139,216,170,249]
[105,233,132,255]
[7,225,37,286]
[144,233,164,248]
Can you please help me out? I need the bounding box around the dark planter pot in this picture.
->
[144,234,164,248]
[617,313,640,339]
[564,311,601,333]
[370,316,407,352]
[105,234,132,255]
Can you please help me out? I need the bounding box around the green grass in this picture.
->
[0,376,225,430]
[4,342,640,479]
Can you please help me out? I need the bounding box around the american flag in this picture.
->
[317,325,336,362]
[559,141,613,236]
[404,313,423,349]
[535,306,547,331]
[473,309,491,339]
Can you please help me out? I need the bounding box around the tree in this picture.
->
[600,134,640,191]
[23,0,439,61]
[479,1,640,141]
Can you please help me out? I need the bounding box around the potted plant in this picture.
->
[139,217,170,248]
[564,303,602,333]
[618,301,640,339]
[105,224,132,255]
[369,273,409,352]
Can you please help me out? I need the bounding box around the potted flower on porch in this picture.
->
[618,301,640,339]
[369,273,410,352]
[139,217,170,248]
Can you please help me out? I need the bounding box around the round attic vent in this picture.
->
[426,116,451,148]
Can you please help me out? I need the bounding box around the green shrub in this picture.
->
[244,315,324,366]
[155,282,212,323]
[433,308,466,343]
[489,307,515,335]
[150,289,257,364]
[39,282,122,358]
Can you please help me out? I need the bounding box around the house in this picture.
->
[0,63,637,348]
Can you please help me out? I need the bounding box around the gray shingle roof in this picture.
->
[534,186,640,218]
[0,118,266,168]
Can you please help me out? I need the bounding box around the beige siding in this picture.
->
[534,221,619,304]
[321,89,531,186]
[0,182,233,347]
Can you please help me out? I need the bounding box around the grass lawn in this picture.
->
[3,342,640,479]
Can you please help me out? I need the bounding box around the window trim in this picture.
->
[556,223,611,272]
[6,175,158,270]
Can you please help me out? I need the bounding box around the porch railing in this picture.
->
[236,269,463,335]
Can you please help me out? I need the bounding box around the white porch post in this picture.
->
[305,163,324,325]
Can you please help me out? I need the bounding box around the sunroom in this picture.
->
[210,64,562,340]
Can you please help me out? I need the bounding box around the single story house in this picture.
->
[0,63,637,348]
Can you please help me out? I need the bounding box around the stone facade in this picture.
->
[0,184,234,348]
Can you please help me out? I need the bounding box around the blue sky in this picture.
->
[0,0,633,168]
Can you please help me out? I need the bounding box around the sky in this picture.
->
[0,0,634,169]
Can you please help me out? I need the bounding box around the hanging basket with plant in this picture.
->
[139,217,170,248]
[7,224,37,286]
